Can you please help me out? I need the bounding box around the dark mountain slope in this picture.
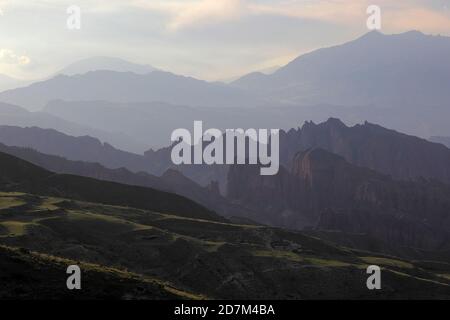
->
[280,118,450,185]
[0,125,150,172]
[1,192,450,299]
[0,245,185,300]
[0,150,223,222]
[0,143,246,217]
[227,148,450,251]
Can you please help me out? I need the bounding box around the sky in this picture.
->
[1,0,450,81]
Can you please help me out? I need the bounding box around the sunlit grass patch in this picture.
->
[252,249,302,262]
[304,257,352,267]
[360,256,414,269]
[0,221,31,236]
[37,197,64,211]
[0,196,26,210]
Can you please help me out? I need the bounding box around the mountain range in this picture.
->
[233,31,450,108]
[0,102,145,153]
[2,31,450,141]
[0,141,246,218]
[2,29,450,299]
[0,70,260,111]
[3,117,450,192]
[57,56,156,76]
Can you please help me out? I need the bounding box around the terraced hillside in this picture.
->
[1,192,450,299]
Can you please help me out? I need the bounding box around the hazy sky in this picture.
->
[1,0,450,81]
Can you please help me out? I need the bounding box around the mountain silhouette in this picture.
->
[233,31,450,108]
[57,56,156,76]
[0,103,145,153]
[0,149,222,222]
[0,70,260,111]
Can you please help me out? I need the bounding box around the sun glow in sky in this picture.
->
[0,0,450,80]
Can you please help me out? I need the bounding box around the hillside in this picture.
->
[0,245,188,300]
[1,191,449,299]
[0,150,222,222]
[0,142,246,217]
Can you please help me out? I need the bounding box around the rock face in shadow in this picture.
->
[227,148,450,251]
[280,118,450,185]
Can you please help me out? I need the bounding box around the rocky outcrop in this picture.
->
[280,118,450,185]
[227,148,450,250]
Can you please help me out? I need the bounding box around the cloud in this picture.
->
[0,49,31,66]
[248,0,367,25]
[129,0,450,34]
[384,7,450,33]
[132,0,246,31]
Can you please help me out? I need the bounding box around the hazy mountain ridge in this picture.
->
[0,125,150,171]
[0,102,145,153]
[233,31,450,107]
[57,56,156,76]
[0,70,261,111]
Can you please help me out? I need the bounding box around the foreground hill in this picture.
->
[1,192,449,299]
[0,245,189,300]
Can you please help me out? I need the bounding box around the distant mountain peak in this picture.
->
[358,30,384,40]
[57,56,156,76]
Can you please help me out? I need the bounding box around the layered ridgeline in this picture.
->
[143,118,450,191]
[0,70,260,111]
[0,150,221,222]
[0,142,246,218]
[2,118,450,191]
[0,102,144,153]
[1,163,450,298]
[227,148,450,252]
[4,31,450,111]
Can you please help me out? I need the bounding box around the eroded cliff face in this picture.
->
[227,148,450,250]
[280,118,450,185]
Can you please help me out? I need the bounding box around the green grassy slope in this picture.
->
[1,192,450,300]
